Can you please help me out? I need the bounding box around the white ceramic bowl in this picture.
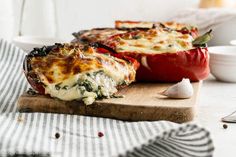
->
[12,36,67,52]
[208,46,236,83]
[230,40,236,46]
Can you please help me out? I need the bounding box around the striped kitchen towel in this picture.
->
[0,39,214,157]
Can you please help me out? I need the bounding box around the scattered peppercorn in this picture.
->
[98,132,104,137]
[223,124,228,129]
[17,116,24,122]
[55,132,60,139]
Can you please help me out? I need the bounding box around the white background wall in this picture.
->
[1,0,200,41]
[0,0,14,40]
[54,0,199,40]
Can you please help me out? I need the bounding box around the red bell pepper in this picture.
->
[116,47,209,82]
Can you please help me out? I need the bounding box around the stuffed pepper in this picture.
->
[102,28,211,82]
[23,43,139,105]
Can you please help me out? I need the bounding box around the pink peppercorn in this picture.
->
[98,132,104,137]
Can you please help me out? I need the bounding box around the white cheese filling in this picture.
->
[44,70,118,105]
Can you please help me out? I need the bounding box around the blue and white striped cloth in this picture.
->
[0,39,214,157]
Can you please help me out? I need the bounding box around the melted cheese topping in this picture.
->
[107,29,194,54]
[157,22,194,30]
[29,44,136,104]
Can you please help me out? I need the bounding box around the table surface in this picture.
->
[196,75,236,157]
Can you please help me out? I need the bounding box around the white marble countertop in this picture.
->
[196,75,236,157]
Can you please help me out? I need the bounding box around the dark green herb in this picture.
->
[72,30,88,38]
[27,44,61,58]
[55,83,61,90]
[117,48,124,51]
[159,23,172,32]
[111,95,124,98]
[102,53,111,57]
[78,86,86,95]
[86,73,91,77]
[93,70,104,76]
[80,80,93,92]
[120,80,129,86]
[133,35,141,39]
[82,44,89,51]
[62,85,69,90]
[27,88,37,95]
[96,86,103,98]
[72,83,77,87]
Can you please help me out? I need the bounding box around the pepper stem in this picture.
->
[192,29,212,47]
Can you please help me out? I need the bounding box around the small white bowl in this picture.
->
[12,36,67,52]
[208,46,236,83]
[230,40,236,46]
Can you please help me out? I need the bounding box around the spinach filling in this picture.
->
[53,70,119,105]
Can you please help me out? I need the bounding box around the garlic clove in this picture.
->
[161,78,193,99]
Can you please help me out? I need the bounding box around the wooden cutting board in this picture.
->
[17,82,201,123]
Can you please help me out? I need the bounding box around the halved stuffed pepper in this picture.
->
[102,28,211,82]
[23,43,139,105]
